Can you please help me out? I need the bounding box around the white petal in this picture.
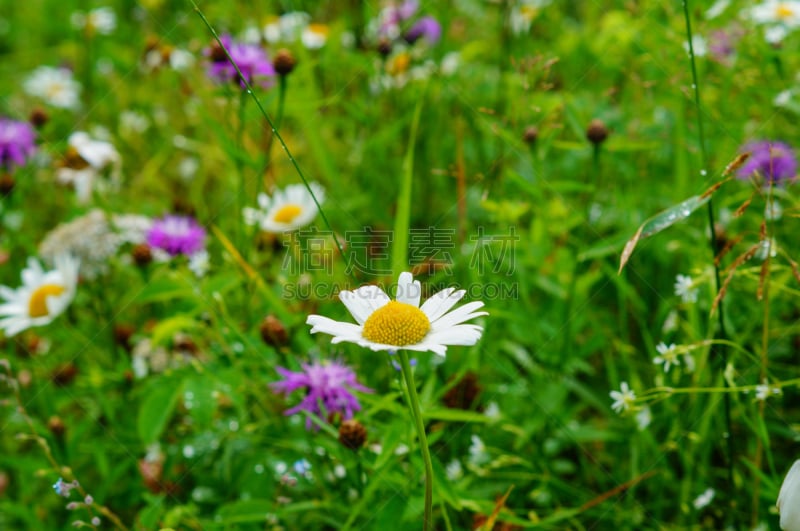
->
[779,460,800,530]
[420,288,464,322]
[430,301,487,329]
[338,289,373,325]
[306,315,362,338]
[426,324,483,346]
[353,285,390,313]
[396,272,421,307]
[404,341,448,356]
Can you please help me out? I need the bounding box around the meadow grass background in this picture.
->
[1,0,800,529]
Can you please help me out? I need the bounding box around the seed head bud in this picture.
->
[132,243,152,266]
[586,119,609,145]
[260,315,289,347]
[523,126,539,145]
[29,107,49,128]
[273,49,297,76]
[338,419,367,451]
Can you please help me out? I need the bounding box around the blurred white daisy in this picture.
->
[746,1,800,43]
[0,255,79,337]
[243,182,324,233]
[778,460,800,530]
[301,24,329,49]
[307,272,487,356]
[24,66,81,110]
[264,12,311,43]
[39,210,118,279]
[674,274,698,303]
[56,132,121,203]
[693,487,715,509]
[610,381,636,414]
[71,7,116,35]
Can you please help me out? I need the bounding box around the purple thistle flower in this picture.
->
[405,16,442,45]
[146,215,206,256]
[271,360,372,430]
[737,140,798,186]
[0,118,36,171]
[205,34,275,89]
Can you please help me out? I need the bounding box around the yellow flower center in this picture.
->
[308,23,329,36]
[388,53,411,76]
[273,204,303,223]
[777,4,795,18]
[362,301,430,346]
[28,284,66,318]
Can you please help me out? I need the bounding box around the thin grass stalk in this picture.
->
[681,0,735,506]
[190,1,346,263]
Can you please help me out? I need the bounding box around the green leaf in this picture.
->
[618,194,710,273]
[138,377,183,444]
[422,408,491,423]
[137,274,195,303]
[183,375,217,429]
[151,315,199,346]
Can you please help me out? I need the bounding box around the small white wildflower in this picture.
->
[635,406,652,431]
[706,0,730,19]
[468,435,490,466]
[24,67,81,110]
[169,49,195,71]
[483,401,501,420]
[775,89,795,108]
[653,342,680,373]
[119,110,149,135]
[445,459,463,481]
[754,379,782,401]
[766,199,784,221]
[683,35,708,57]
[662,310,679,333]
[674,274,698,303]
[188,250,210,278]
[683,353,696,373]
[610,381,636,414]
[693,487,715,509]
[440,52,461,76]
[756,238,778,261]
[71,7,116,35]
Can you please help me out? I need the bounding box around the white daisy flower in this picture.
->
[301,24,329,49]
[610,381,636,414]
[778,460,800,530]
[306,272,487,356]
[243,183,324,233]
[24,66,81,110]
[0,255,79,337]
[746,1,800,42]
[56,132,121,203]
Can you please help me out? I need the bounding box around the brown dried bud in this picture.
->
[113,324,135,350]
[144,35,160,54]
[138,457,164,494]
[173,334,198,355]
[209,40,228,63]
[586,119,609,145]
[523,126,539,144]
[443,371,482,410]
[260,315,288,347]
[339,419,367,451]
[0,471,8,497]
[377,37,392,57]
[132,244,152,266]
[48,416,66,438]
[0,174,15,197]
[273,48,297,76]
[29,107,49,128]
[52,363,78,387]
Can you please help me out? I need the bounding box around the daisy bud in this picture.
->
[523,126,539,145]
[52,363,78,387]
[586,119,609,145]
[113,324,135,351]
[47,416,66,438]
[0,174,15,197]
[377,37,392,57]
[131,243,153,266]
[442,371,482,410]
[208,40,227,63]
[273,49,296,76]
[778,460,800,531]
[338,419,367,451]
[260,315,288,347]
[29,107,49,128]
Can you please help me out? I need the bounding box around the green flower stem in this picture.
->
[681,0,735,497]
[236,90,248,253]
[398,350,433,530]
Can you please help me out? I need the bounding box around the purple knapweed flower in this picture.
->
[146,215,206,256]
[271,360,372,429]
[708,26,744,65]
[405,16,442,44]
[0,118,36,171]
[205,34,275,89]
[737,140,798,185]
